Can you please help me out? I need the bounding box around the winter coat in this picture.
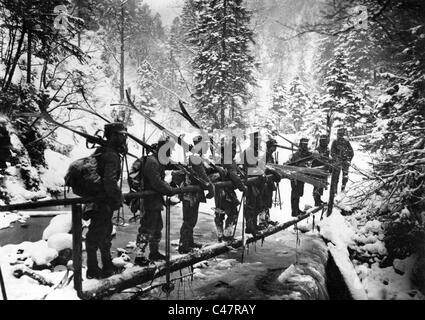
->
[182,154,212,204]
[312,145,330,169]
[143,155,176,211]
[289,149,313,167]
[330,138,354,164]
[95,146,122,210]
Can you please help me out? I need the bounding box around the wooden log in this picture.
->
[72,204,83,298]
[81,206,324,300]
[12,266,54,287]
[0,176,276,212]
[269,165,327,188]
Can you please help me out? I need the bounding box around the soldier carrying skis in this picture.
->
[83,122,127,279]
[129,135,192,266]
[177,135,215,253]
[330,128,354,193]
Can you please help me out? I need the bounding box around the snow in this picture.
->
[42,214,72,240]
[47,233,73,252]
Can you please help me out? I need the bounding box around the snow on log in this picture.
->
[81,206,324,300]
[12,265,55,287]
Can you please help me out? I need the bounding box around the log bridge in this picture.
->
[0,175,324,300]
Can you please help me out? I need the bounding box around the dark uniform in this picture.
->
[312,135,330,206]
[242,132,264,235]
[289,138,312,217]
[83,122,126,279]
[130,137,182,265]
[259,138,281,227]
[178,136,214,253]
[212,138,246,241]
[330,128,354,192]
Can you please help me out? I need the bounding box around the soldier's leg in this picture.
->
[98,204,115,274]
[341,163,349,192]
[148,210,165,261]
[134,209,154,266]
[85,207,102,278]
[313,184,325,206]
[223,202,238,240]
[179,200,200,250]
[291,181,300,216]
[244,187,257,235]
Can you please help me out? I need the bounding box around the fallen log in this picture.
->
[13,266,55,287]
[269,164,328,188]
[81,206,324,300]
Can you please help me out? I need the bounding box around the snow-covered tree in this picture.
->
[187,0,257,129]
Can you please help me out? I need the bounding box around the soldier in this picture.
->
[83,122,127,279]
[130,136,191,266]
[312,135,330,206]
[259,137,281,228]
[330,128,354,192]
[242,132,265,235]
[289,138,312,217]
[0,118,12,171]
[178,135,214,254]
[213,137,247,242]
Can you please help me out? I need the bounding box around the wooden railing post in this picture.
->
[72,204,83,298]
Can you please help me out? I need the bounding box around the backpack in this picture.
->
[64,153,103,197]
[128,156,148,214]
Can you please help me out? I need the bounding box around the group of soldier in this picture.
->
[2,120,350,280]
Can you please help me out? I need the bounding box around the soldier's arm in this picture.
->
[144,158,176,196]
[102,151,123,209]
[224,163,246,192]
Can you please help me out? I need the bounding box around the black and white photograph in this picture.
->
[0,0,424,304]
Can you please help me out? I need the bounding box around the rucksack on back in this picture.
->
[64,154,103,197]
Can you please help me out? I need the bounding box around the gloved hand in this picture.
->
[170,187,182,196]
[181,186,196,194]
[273,173,281,183]
[206,183,215,199]
[239,184,247,193]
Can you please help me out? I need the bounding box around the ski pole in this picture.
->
[0,265,7,300]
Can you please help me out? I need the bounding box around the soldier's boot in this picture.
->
[258,211,268,229]
[178,241,193,254]
[291,198,300,217]
[100,246,120,278]
[148,242,166,261]
[245,218,258,236]
[134,242,149,266]
[265,209,278,226]
[214,211,225,242]
[222,224,235,242]
[86,245,102,280]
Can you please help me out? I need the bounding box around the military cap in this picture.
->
[266,138,278,146]
[319,135,328,140]
[104,122,127,137]
[300,138,309,144]
[193,135,203,145]
[337,128,346,134]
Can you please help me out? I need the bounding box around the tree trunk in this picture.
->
[3,25,26,92]
[119,4,125,103]
[27,30,32,84]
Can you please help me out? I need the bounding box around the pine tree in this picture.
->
[135,60,159,118]
[286,76,311,132]
[320,47,356,135]
[186,0,256,129]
